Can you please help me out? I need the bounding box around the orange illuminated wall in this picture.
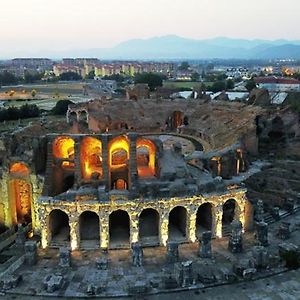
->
[137,138,156,177]
[53,136,75,168]
[9,163,32,224]
[80,137,103,179]
[109,136,130,168]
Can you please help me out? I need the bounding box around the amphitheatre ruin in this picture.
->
[0,90,300,298]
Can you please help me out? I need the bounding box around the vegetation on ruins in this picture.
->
[51,99,74,115]
[245,79,257,91]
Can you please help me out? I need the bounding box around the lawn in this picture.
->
[163,81,213,89]
[0,82,90,110]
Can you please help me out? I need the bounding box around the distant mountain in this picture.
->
[3,35,300,60]
[94,36,300,60]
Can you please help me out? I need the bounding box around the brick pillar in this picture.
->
[212,204,223,238]
[160,211,169,246]
[128,133,138,193]
[187,208,197,243]
[99,211,109,250]
[101,134,111,191]
[130,212,139,245]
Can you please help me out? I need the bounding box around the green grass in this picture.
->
[163,81,213,89]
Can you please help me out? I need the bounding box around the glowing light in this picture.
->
[10,162,30,176]
[80,137,102,179]
[109,136,130,167]
[137,138,156,177]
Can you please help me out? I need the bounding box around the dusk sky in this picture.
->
[0,0,299,56]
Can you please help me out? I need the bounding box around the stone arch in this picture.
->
[196,202,213,237]
[171,111,184,129]
[78,110,88,123]
[136,138,156,177]
[49,209,70,246]
[112,178,128,190]
[53,136,75,162]
[80,137,102,180]
[109,210,130,248]
[9,162,32,225]
[139,208,159,246]
[222,199,237,235]
[168,206,187,242]
[109,136,130,190]
[79,211,100,248]
[68,111,77,124]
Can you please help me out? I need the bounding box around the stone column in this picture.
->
[128,133,138,193]
[69,217,79,251]
[101,134,110,191]
[199,231,212,258]
[73,137,82,187]
[228,220,243,253]
[187,209,197,243]
[256,221,269,246]
[212,204,223,238]
[166,241,179,263]
[25,241,38,266]
[130,213,139,245]
[99,211,109,250]
[160,211,169,246]
[41,219,49,249]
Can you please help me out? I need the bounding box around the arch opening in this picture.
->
[137,138,156,178]
[196,203,212,237]
[109,210,130,248]
[139,208,159,246]
[49,210,70,246]
[222,199,237,236]
[79,211,100,248]
[80,137,102,180]
[168,206,187,242]
[109,136,129,190]
[53,136,75,168]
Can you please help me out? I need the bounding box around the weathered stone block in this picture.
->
[43,274,64,293]
[166,242,179,264]
[59,247,71,268]
[24,240,38,266]
[0,275,22,290]
[95,257,109,270]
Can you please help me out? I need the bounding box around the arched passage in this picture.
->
[49,210,70,246]
[196,203,213,237]
[222,199,237,236]
[109,210,130,248]
[9,162,32,225]
[139,208,159,246]
[137,138,156,178]
[109,136,130,190]
[172,111,184,129]
[80,137,102,180]
[79,211,100,248]
[168,206,187,242]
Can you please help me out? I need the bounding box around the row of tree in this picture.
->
[0,104,40,121]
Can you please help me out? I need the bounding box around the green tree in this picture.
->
[178,62,190,71]
[245,79,257,92]
[134,73,164,91]
[211,81,226,93]
[85,70,95,80]
[59,72,82,81]
[226,79,234,90]
[191,72,200,82]
[51,99,74,115]
[0,71,18,85]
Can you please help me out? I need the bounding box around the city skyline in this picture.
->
[0,0,300,57]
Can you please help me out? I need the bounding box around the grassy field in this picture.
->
[163,81,213,89]
[0,82,89,110]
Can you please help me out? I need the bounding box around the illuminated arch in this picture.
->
[80,137,102,180]
[53,136,75,168]
[53,136,75,159]
[10,162,30,177]
[109,136,129,167]
[136,138,156,177]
